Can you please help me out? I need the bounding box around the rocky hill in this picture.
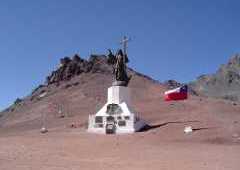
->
[0,50,163,130]
[190,54,240,101]
[0,51,240,129]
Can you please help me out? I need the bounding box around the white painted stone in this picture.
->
[184,126,193,134]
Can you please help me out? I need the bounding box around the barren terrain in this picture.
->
[0,55,240,170]
[1,93,240,170]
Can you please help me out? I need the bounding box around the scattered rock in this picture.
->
[73,82,79,86]
[184,126,193,134]
[70,123,77,128]
[40,127,48,134]
[64,84,72,89]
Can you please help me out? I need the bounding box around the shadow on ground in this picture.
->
[139,120,201,132]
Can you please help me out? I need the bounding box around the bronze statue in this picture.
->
[113,49,130,86]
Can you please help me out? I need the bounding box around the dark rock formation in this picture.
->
[190,54,240,101]
[46,54,111,85]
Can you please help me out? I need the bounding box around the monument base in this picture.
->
[112,81,127,87]
[88,86,146,134]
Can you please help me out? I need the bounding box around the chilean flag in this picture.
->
[164,85,188,101]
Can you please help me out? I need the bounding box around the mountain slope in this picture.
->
[190,54,240,101]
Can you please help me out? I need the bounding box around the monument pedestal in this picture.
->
[88,86,146,134]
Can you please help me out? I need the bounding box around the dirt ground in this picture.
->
[0,125,239,170]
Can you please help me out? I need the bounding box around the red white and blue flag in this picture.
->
[164,85,188,101]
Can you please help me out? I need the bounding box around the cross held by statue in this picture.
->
[120,36,130,56]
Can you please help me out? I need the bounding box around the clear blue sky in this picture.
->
[0,0,240,111]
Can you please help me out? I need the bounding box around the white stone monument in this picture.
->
[88,37,146,134]
[88,85,146,134]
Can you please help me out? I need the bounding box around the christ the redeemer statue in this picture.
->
[113,49,130,86]
[112,36,131,86]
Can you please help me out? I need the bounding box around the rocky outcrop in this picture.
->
[46,54,92,84]
[190,54,240,101]
[46,53,116,85]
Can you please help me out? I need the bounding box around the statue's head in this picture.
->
[116,49,124,56]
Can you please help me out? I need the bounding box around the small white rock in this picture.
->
[40,127,48,133]
[184,126,193,134]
